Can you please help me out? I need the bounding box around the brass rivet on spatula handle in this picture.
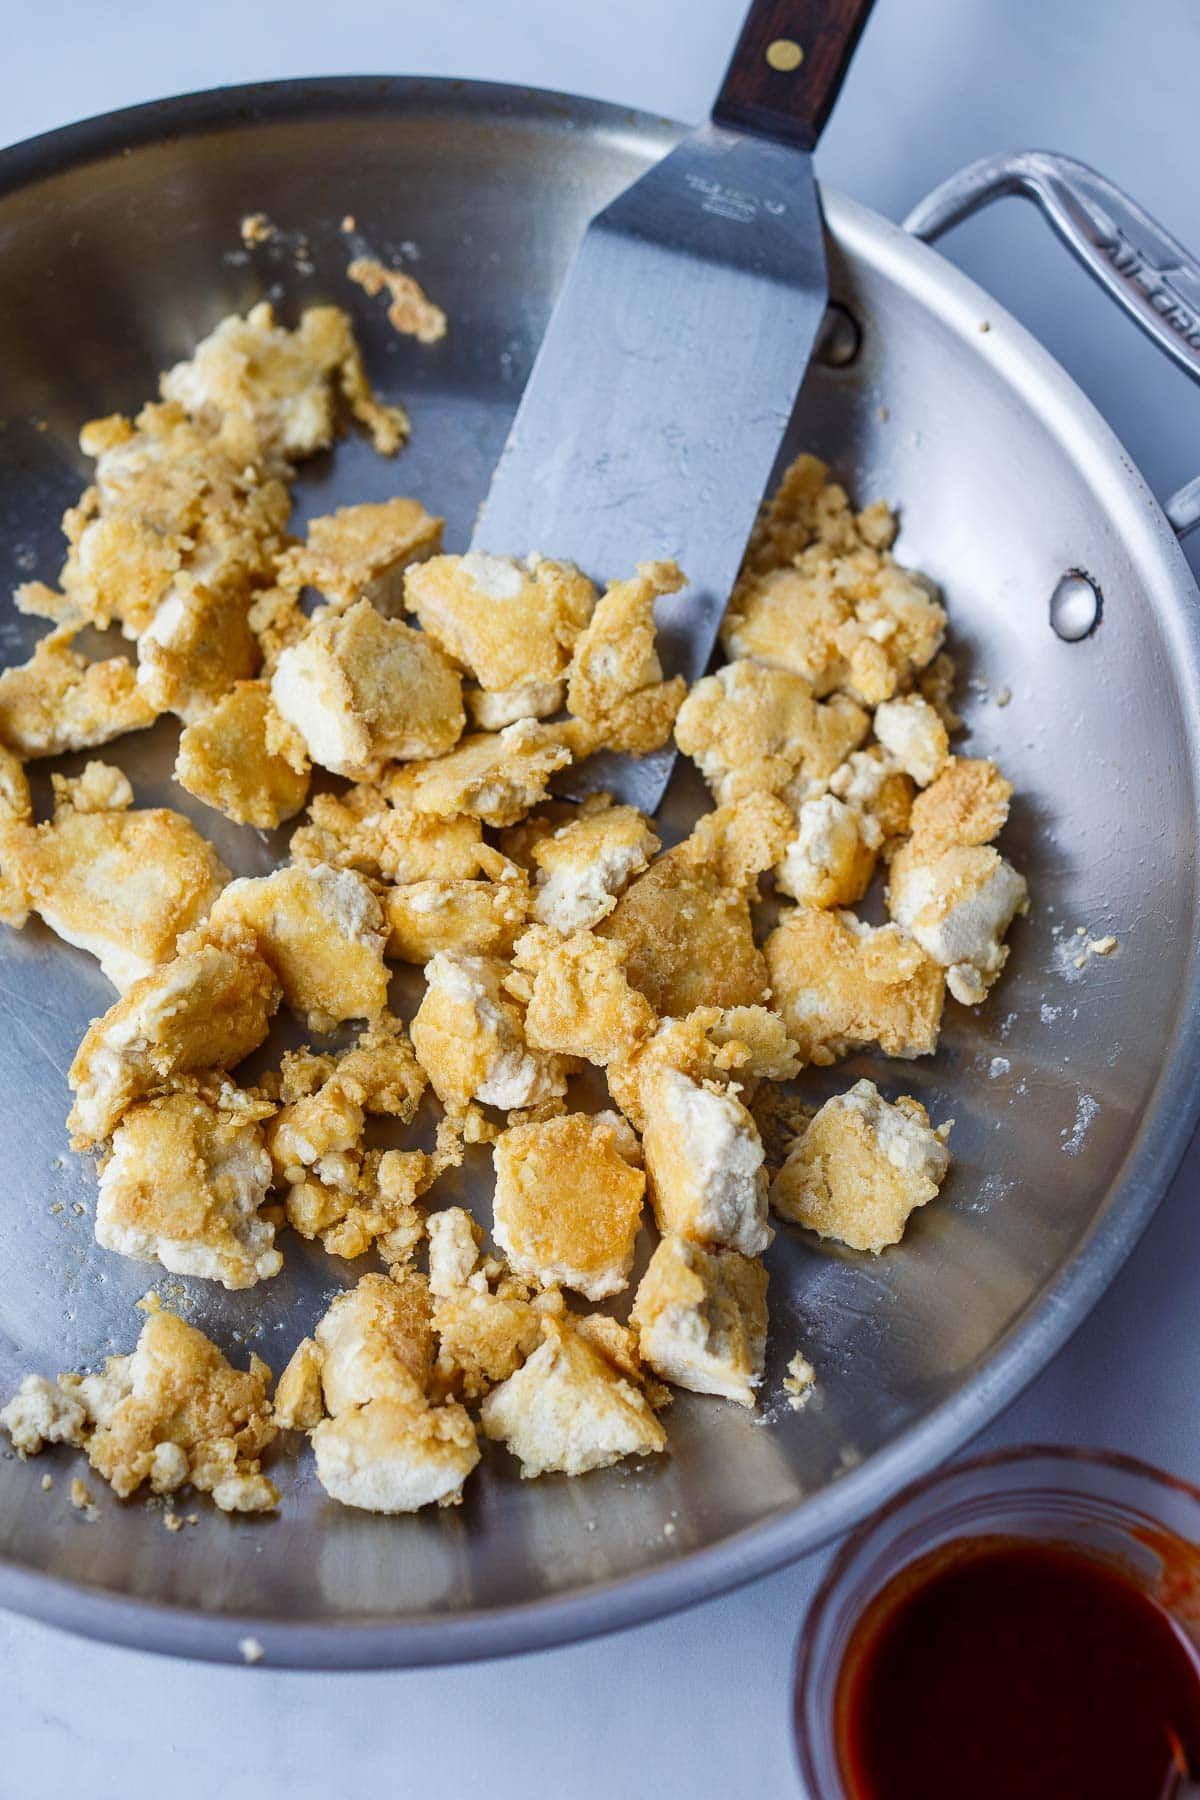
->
[765,37,804,71]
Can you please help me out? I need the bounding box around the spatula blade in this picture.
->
[471,121,829,813]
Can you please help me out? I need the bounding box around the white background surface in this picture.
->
[4,2,1200,1795]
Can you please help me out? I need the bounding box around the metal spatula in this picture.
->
[471,0,875,812]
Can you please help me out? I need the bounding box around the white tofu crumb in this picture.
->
[239,1636,265,1664]
[873,694,949,786]
[642,1068,772,1257]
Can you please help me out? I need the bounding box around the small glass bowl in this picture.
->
[794,1444,1200,1798]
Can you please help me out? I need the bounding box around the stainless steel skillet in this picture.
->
[0,78,1198,1668]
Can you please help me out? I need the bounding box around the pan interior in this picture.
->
[0,80,1197,1662]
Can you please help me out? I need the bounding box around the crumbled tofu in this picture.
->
[43,1310,279,1509]
[597,855,768,1017]
[0,628,158,758]
[273,1338,325,1430]
[67,926,281,1148]
[411,951,568,1114]
[0,783,229,990]
[493,1112,645,1300]
[0,1374,86,1456]
[631,1234,768,1407]
[160,301,408,465]
[96,1081,278,1289]
[0,744,31,824]
[783,1352,817,1409]
[285,1135,454,1264]
[22,402,289,640]
[675,659,868,806]
[427,1206,484,1299]
[384,875,528,963]
[606,1005,797,1134]
[907,756,1013,852]
[517,927,658,1067]
[405,553,595,692]
[775,793,881,908]
[312,1396,479,1510]
[299,1272,482,1512]
[564,560,687,754]
[466,677,565,730]
[314,1271,434,1413]
[175,679,311,828]
[206,863,389,1029]
[382,720,572,828]
[271,599,464,780]
[887,842,1028,1005]
[740,453,897,576]
[239,1636,265,1664]
[480,1315,665,1478]
[641,1067,771,1256]
[872,694,949,787]
[765,907,944,1065]
[346,257,448,343]
[828,747,915,845]
[724,491,944,704]
[276,497,443,613]
[135,581,260,722]
[918,650,963,731]
[290,785,484,883]
[532,804,659,932]
[771,1077,952,1251]
[672,791,794,893]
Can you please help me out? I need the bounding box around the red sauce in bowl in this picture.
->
[834,1537,1200,1799]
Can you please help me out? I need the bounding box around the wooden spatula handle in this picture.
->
[712,0,876,152]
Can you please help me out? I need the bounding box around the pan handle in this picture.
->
[904,150,1200,538]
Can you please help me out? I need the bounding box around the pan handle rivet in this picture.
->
[1050,571,1101,641]
[766,38,804,72]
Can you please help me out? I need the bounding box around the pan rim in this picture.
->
[1,72,1198,1670]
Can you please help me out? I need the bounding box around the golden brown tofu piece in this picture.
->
[425,1207,552,1401]
[630,1234,768,1407]
[887,840,1028,1006]
[671,791,794,894]
[740,453,896,577]
[530,803,659,933]
[405,553,595,691]
[674,659,868,806]
[771,1077,952,1251]
[160,301,408,465]
[564,559,686,755]
[0,744,30,824]
[289,785,484,884]
[606,1005,797,1133]
[273,1338,325,1431]
[205,863,389,1030]
[67,926,281,1148]
[492,1112,646,1300]
[96,1081,279,1289]
[175,680,311,829]
[828,747,915,848]
[872,694,950,787]
[598,855,768,1017]
[517,927,658,1068]
[346,257,448,343]
[135,580,260,722]
[410,951,568,1115]
[465,677,566,730]
[270,598,464,780]
[480,1315,665,1478]
[641,1066,771,1256]
[764,907,944,1066]
[0,628,158,759]
[907,756,1013,853]
[384,876,528,963]
[1,770,228,990]
[774,793,880,909]
[381,720,572,828]
[291,1271,481,1512]
[276,497,443,613]
[312,1395,479,1511]
[23,402,290,640]
[42,1310,279,1511]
